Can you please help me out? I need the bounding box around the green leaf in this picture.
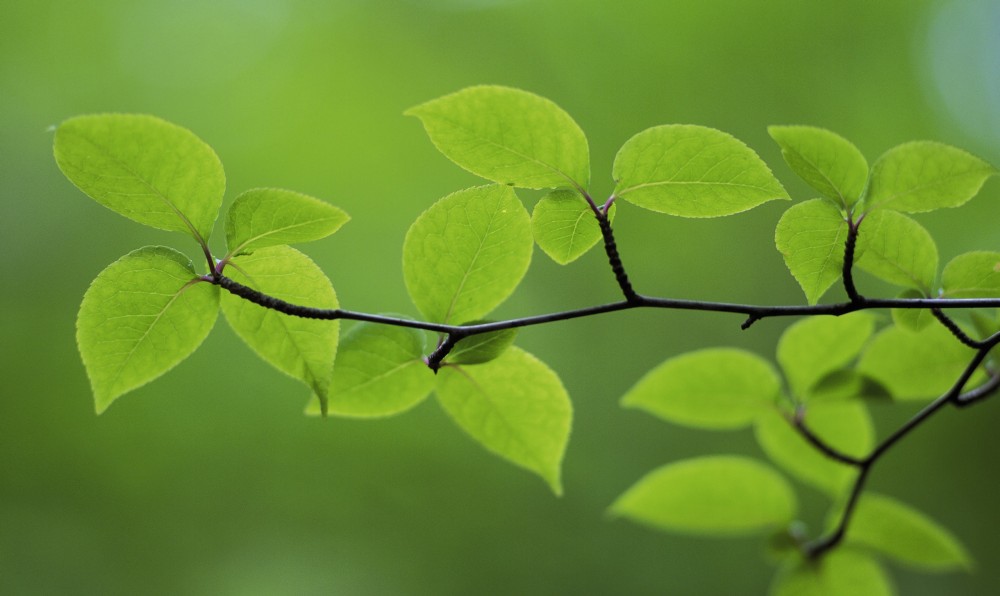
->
[857,324,980,400]
[863,141,996,213]
[840,493,972,571]
[406,85,590,189]
[891,289,934,332]
[755,402,873,496]
[806,370,891,403]
[77,246,219,414]
[220,246,339,412]
[224,188,349,257]
[768,125,868,208]
[305,322,434,418]
[774,199,850,304]
[54,114,225,243]
[942,251,1000,298]
[612,124,788,217]
[435,347,571,495]
[530,190,614,265]
[856,209,938,292]
[403,185,533,324]
[447,322,518,366]
[777,313,874,398]
[621,348,780,430]
[770,550,895,596]
[610,456,796,536]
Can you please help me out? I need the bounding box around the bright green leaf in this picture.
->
[857,324,980,400]
[220,246,339,412]
[448,322,518,366]
[856,209,938,292]
[305,322,434,418]
[774,199,850,304]
[77,246,219,414]
[806,370,891,403]
[755,402,873,496]
[777,313,874,398]
[613,124,788,217]
[770,550,895,596]
[435,347,571,495]
[942,251,1000,298]
[225,188,349,257]
[863,141,996,213]
[406,85,590,189]
[610,456,796,536]
[530,190,614,265]
[54,114,224,243]
[768,125,868,208]
[971,310,1000,340]
[621,348,780,430]
[840,493,972,571]
[891,289,934,332]
[402,185,533,324]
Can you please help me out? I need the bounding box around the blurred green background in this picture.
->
[3,0,1000,593]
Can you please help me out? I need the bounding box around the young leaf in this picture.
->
[447,323,518,366]
[863,141,996,213]
[891,289,934,332]
[305,322,434,418]
[856,209,938,293]
[612,125,788,217]
[225,188,349,257]
[621,348,780,430]
[839,493,972,571]
[857,324,980,400]
[77,246,219,414]
[435,347,571,495]
[54,114,225,243]
[406,86,590,190]
[774,199,850,304]
[610,456,796,536]
[941,251,1000,298]
[776,313,874,399]
[770,550,895,596]
[402,185,533,325]
[530,190,613,265]
[755,402,873,497]
[220,246,339,411]
[768,125,868,208]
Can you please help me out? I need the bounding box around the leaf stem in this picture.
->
[842,216,863,304]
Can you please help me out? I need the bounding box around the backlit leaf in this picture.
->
[621,348,780,429]
[942,251,1000,298]
[220,246,339,411]
[774,199,850,304]
[755,402,873,496]
[403,185,533,324]
[610,456,796,536]
[77,246,219,413]
[770,550,894,596]
[613,124,788,217]
[305,322,434,418]
[840,493,972,571]
[856,209,937,292]
[863,141,995,213]
[531,189,614,265]
[54,114,224,243]
[891,289,934,332]
[777,313,874,398]
[857,324,980,400]
[768,125,868,208]
[406,86,590,189]
[225,188,349,256]
[447,323,518,366]
[436,347,571,495]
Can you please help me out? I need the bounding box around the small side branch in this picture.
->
[594,197,639,303]
[842,218,863,304]
[931,307,984,348]
[790,409,865,466]
[426,334,461,372]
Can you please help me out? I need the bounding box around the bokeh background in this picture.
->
[3,0,1000,593]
